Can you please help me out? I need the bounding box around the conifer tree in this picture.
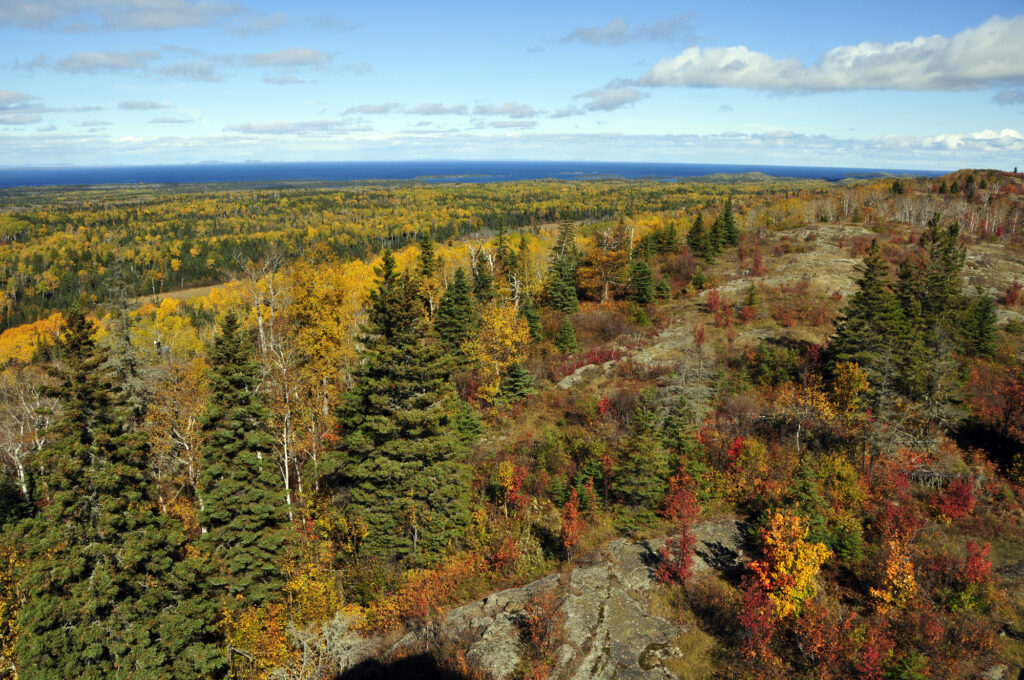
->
[687,214,707,259]
[18,310,225,680]
[434,267,476,353]
[656,277,671,300]
[965,288,998,358]
[718,197,739,246]
[830,240,906,396]
[628,260,655,305]
[417,230,437,279]
[555,316,579,354]
[613,390,672,509]
[546,258,579,313]
[500,363,535,402]
[472,249,494,304]
[519,294,543,341]
[328,250,473,560]
[198,312,288,608]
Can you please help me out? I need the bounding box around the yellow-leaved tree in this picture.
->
[461,303,531,403]
[750,510,832,618]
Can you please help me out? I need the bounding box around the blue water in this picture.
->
[0,160,945,189]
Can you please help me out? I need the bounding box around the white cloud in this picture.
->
[562,14,693,46]
[243,48,331,68]
[489,120,537,129]
[262,75,306,85]
[158,61,223,81]
[149,116,194,124]
[574,87,647,111]
[640,14,1024,92]
[473,102,538,118]
[55,49,158,73]
[0,0,241,31]
[344,103,401,114]
[119,100,168,110]
[409,103,469,115]
[0,113,41,125]
[228,12,286,36]
[995,89,1024,105]
[224,119,371,135]
[0,90,37,110]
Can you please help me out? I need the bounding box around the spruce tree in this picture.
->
[686,214,707,259]
[417,230,437,278]
[434,267,476,353]
[555,316,579,354]
[613,390,672,509]
[500,363,535,402]
[718,197,739,246]
[472,249,494,304]
[830,240,906,394]
[546,258,579,313]
[198,312,288,608]
[519,294,543,341]
[655,277,671,300]
[965,288,998,357]
[328,250,473,560]
[17,310,225,680]
[628,260,655,305]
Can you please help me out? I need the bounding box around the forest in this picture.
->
[0,169,1023,679]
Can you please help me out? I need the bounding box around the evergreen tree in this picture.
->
[519,294,543,341]
[417,230,437,279]
[628,260,655,305]
[500,363,535,402]
[655,277,671,301]
[198,312,289,608]
[18,310,225,680]
[686,214,707,259]
[613,390,672,508]
[434,267,476,353]
[328,250,473,560]
[661,395,700,461]
[472,249,494,304]
[546,257,579,313]
[830,240,906,395]
[555,316,579,354]
[965,288,998,357]
[718,197,739,246]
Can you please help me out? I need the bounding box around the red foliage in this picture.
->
[855,620,894,680]
[693,323,706,350]
[1001,279,1022,306]
[661,474,700,522]
[708,288,722,313]
[560,488,584,558]
[556,347,625,379]
[738,581,778,661]
[656,531,697,586]
[931,478,976,521]
[740,304,757,323]
[963,541,992,586]
[965,362,1024,443]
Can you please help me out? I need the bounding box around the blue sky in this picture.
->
[1,0,1022,169]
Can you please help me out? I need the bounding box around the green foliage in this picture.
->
[628,260,655,305]
[612,390,672,509]
[472,249,495,304]
[555,316,579,354]
[518,294,543,341]
[500,363,535,402]
[965,287,998,357]
[687,214,708,259]
[434,267,476,354]
[198,311,289,609]
[17,310,225,680]
[328,250,473,561]
[655,277,671,300]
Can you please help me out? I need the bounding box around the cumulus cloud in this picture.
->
[228,11,287,36]
[409,103,469,115]
[0,0,241,31]
[243,48,332,68]
[639,14,1024,92]
[224,119,371,135]
[0,113,41,125]
[149,116,194,124]
[158,61,223,81]
[55,49,158,73]
[473,102,538,118]
[562,14,693,46]
[574,87,647,111]
[488,120,537,129]
[119,100,168,110]
[0,90,37,110]
[262,75,306,85]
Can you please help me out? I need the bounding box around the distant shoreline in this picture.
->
[0,160,946,190]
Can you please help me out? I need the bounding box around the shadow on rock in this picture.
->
[336,654,476,680]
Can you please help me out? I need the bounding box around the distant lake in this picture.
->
[0,160,946,189]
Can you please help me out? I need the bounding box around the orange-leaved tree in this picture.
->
[749,509,832,618]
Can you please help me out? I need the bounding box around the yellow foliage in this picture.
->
[869,540,917,613]
[461,303,531,402]
[0,541,23,678]
[0,312,64,364]
[830,361,870,415]
[750,510,832,618]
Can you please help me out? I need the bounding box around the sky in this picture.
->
[1,0,1023,170]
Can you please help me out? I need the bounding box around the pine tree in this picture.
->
[546,220,580,312]
[17,310,225,680]
[434,267,476,353]
[687,214,707,259]
[628,260,655,305]
[555,316,579,354]
[830,240,906,396]
[472,249,494,304]
[198,312,289,608]
[518,294,543,341]
[500,363,535,402]
[965,288,998,357]
[655,277,671,300]
[613,390,672,509]
[718,197,739,246]
[327,250,473,560]
[417,230,437,279]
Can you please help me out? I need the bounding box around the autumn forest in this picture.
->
[1,170,1024,679]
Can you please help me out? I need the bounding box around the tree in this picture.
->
[545,220,579,313]
[518,294,543,341]
[628,260,655,305]
[198,311,289,608]
[17,310,225,680]
[578,224,628,303]
[555,316,579,354]
[612,390,673,509]
[717,197,739,246]
[964,288,998,358]
[749,510,832,619]
[687,214,708,259]
[500,363,535,402]
[327,250,473,560]
[471,248,494,304]
[462,303,531,403]
[434,267,476,355]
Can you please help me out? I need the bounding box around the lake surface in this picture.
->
[0,160,946,188]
